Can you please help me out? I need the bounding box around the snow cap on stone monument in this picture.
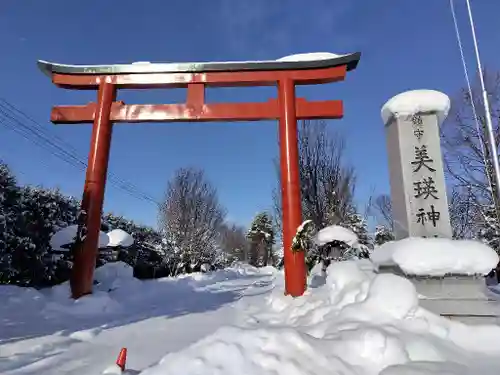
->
[381,89,451,125]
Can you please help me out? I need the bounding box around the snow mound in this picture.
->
[143,259,500,375]
[94,261,136,291]
[277,52,344,62]
[50,225,109,251]
[330,327,409,373]
[141,326,353,375]
[314,225,359,246]
[43,291,123,317]
[370,240,399,267]
[381,89,450,125]
[326,261,371,309]
[69,327,103,341]
[380,362,470,375]
[391,237,499,276]
[107,228,134,247]
[340,274,419,324]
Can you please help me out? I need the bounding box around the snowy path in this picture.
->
[0,265,275,375]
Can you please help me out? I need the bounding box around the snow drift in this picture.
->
[2,238,500,375]
[142,239,500,375]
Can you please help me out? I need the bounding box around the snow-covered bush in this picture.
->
[287,217,372,272]
[374,225,395,246]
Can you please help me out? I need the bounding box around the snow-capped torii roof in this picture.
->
[37,52,361,76]
[381,89,451,125]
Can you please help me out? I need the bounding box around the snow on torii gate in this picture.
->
[38,52,361,299]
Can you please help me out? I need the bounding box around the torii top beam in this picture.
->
[37,52,360,124]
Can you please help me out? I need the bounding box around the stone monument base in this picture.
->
[377,265,500,325]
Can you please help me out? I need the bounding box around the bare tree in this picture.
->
[440,69,500,238]
[219,223,249,262]
[448,186,476,239]
[273,120,356,238]
[158,167,227,266]
[366,71,500,241]
[367,193,393,229]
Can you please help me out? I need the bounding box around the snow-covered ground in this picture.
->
[2,240,500,375]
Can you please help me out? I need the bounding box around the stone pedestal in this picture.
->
[377,265,500,325]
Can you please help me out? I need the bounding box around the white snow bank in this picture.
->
[94,261,136,291]
[50,225,109,251]
[277,52,344,62]
[43,289,123,317]
[391,237,498,276]
[143,259,500,375]
[314,224,359,246]
[340,273,419,324]
[106,228,134,247]
[141,326,359,375]
[381,89,451,125]
[4,239,500,375]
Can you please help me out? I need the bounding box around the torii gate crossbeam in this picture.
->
[38,52,361,299]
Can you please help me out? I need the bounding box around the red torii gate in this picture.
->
[38,52,360,299]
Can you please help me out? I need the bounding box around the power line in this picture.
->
[1,99,159,202]
[449,0,493,192]
[0,100,160,204]
[464,0,500,203]
[0,98,161,206]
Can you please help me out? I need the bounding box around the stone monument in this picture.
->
[381,89,452,240]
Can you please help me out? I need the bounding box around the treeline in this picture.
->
[0,162,253,288]
[271,120,393,267]
[1,119,397,289]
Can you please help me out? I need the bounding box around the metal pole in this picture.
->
[278,78,306,297]
[465,0,500,203]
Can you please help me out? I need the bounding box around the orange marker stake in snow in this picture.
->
[116,347,127,371]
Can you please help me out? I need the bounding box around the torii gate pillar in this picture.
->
[38,52,361,299]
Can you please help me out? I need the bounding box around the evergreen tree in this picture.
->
[340,210,372,258]
[341,211,371,247]
[374,225,395,246]
[247,212,275,267]
[0,160,234,286]
[15,186,80,286]
[0,162,33,284]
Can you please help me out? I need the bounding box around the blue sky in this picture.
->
[0,0,499,229]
